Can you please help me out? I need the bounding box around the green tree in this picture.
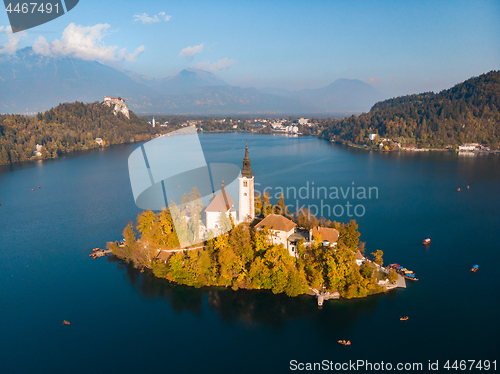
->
[371,249,384,266]
[274,193,289,216]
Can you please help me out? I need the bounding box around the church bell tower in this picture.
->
[238,142,255,223]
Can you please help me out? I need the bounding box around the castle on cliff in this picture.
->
[103,96,130,119]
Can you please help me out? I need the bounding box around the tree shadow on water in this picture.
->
[109,256,387,333]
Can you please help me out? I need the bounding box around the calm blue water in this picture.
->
[1,134,499,373]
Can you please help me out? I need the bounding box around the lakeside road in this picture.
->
[332,140,500,154]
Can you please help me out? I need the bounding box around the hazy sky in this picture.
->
[1,0,499,96]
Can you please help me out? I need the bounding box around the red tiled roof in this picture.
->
[205,189,234,212]
[311,227,339,243]
[255,214,296,232]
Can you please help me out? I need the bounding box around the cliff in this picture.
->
[103,96,130,119]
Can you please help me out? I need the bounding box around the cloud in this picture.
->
[32,23,145,62]
[179,43,204,61]
[118,45,145,62]
[133,12,171,24]
[191,58,234,72]
[0,26,27,55]
[158,12,172,21]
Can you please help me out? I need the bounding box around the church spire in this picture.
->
[242,142,253,178]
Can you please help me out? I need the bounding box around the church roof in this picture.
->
[205,188,234,213]
[255,214,296,232]
[311,227,339,243]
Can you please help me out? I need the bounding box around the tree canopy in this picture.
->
[0,101,156,165]
[109,207,386,299]
[319,70,500,150]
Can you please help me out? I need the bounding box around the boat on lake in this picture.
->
[423,238,431,245]
[338,340,351,346]
[388,264,419,281]
[403,273,418,281]
[400,316,409,321]
[471,265,479,273]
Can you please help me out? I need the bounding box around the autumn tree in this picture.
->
[371,249,384,266]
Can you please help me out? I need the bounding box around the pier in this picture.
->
[375,262,407,289]
[310,288,340,307]
[309,261,406,307]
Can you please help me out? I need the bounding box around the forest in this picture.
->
[108,195,397,299]
[319,70,500,150]
[0,101,156,165]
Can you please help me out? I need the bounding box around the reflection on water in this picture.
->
[3,134,499,373]
[113,256,386,332]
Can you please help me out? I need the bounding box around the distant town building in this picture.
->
[298,118,309,125]
[95,138,104,146]
[458,143,480,151]
[368,134,377,141]
[271,122,299,134]
[34,144,43,156]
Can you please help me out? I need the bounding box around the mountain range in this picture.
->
[0,48,385,115]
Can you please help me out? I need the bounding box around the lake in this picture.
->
[1,133,499,373]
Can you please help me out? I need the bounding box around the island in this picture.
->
[107,145,401,300]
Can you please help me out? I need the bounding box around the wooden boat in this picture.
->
[403,274,418,281]
[62,320,70,325]
[423,238,431,245]
[400,316,409,321]
[37,186,41,188]
[471,265,479,273]
[457,188,461,191]
[467,185,470,189]
[30,189,34,191]
[338,340,351,346]
[392,264,418,280]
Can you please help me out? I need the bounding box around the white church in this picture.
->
[205,143,255,232]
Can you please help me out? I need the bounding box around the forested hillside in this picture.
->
[0,101,155,165]
[320,71,500,149]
